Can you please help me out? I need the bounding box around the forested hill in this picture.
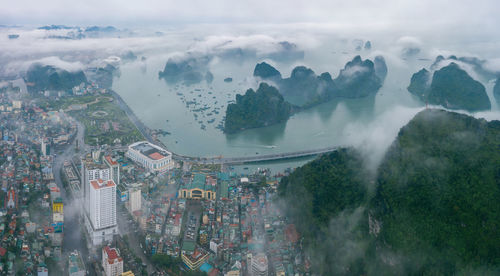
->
[224,83,292,134]
[278,109,500,275]
[373,109,500,274]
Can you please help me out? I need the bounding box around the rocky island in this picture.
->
[408,62,491,111]
[158,56,213,85]
[224,83,292,134]
[253,55,387,107]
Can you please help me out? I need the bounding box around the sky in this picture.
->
[1,0,499,31]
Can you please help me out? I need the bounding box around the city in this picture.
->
[0,81,306,275]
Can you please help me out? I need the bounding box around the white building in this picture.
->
[126,141,174,173]
[81,158,111,213]
[102,246,123,276]
[89,179,117,229]
[104,155,120,186]
[248,253,268,276]
[128,188,141,213]
[82,157,118,246]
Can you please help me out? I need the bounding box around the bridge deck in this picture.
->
[176,146,339,165]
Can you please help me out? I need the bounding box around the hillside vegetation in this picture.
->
[279,109,500,275]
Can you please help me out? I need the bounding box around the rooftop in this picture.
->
[103,246,119,261]
[104,155,118,166]
[90,179,116,190]
[130,141,171,161]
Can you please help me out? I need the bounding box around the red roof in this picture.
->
[104,246,121,262]
[105,156,118,166]
[90,179,116,189]
[148,152,165,160]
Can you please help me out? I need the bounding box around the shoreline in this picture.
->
[108,89,170,150]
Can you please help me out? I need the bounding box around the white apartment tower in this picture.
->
[89,179,117,229]
[82,153,117,247]
[81,158,111,212]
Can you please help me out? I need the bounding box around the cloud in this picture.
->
[1,0,499,35]
[340,105,424,172]
[484,58,500,73]
[32,56,86,72]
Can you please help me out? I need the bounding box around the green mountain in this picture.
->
[250,55,386,108]
[408,63,491,111]
[224,83,292,134]
[374,109,500,274]
[334,55,384,98]
[407,68,431,98]
[25,63,87,93]
[279,109,500,275]
[253,62,282,81]
[280,66,337,107]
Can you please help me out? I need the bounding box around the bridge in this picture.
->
[174,146,340,165]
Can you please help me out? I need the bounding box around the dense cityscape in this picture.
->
[0,81,305,275]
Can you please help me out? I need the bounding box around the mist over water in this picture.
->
[110,28,500,170]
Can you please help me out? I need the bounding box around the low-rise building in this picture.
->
[126,141,174,173]
[102,246,123,276]
[178,174,216,200]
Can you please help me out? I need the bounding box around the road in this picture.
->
[53,120,86,254]
[117,206,158,275]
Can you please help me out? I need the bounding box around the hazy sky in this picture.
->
[1,0,498,30]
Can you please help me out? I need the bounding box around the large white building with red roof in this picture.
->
[102,246,123,276]
[126,141,174,173]
[89,179,117,230]
[82,154,118,246]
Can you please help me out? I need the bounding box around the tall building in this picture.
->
[128,188,141,213]
[102,246,123,276]
[89,179,117,230]
[82,153,117,246]
[248,253,268,276]
[126,141,174,173]
[81,155,111,216]
[41,138,50,156]
[104,155,120,186]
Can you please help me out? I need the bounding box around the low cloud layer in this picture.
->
[1,0,499,35]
